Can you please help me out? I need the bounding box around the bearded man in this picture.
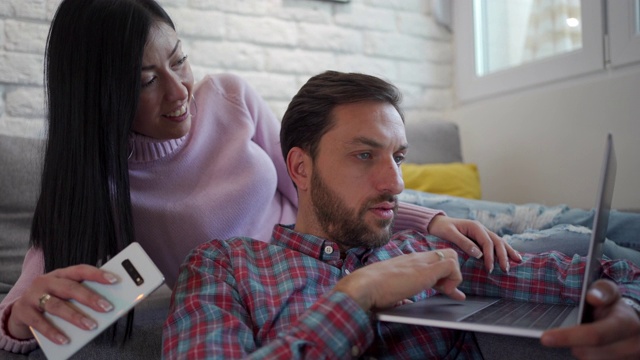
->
[163,71,640,360]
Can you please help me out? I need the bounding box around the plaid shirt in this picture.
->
[163,225,640,359]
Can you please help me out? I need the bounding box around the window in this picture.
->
[637,1,640,32]
[473,0,583,76]
[608,0,640,67]
[455,0,640,103]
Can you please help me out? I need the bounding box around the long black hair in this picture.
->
[32,0,174,284]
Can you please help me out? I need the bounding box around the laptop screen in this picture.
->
[577,133,616,323]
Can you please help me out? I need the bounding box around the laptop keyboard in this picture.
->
[461,300,575,330]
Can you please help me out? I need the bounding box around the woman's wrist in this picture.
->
[4,304,33,341]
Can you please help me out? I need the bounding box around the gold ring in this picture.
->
[435,250,445,262]
[38,293,51,312]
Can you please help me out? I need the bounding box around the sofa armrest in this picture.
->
[0,134,43,302]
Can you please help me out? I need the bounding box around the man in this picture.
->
[163,71,640,359]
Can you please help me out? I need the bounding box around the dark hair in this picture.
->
[31,0,173,308]
[280,70,404,161]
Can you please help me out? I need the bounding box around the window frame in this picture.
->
[608,0,640,68]
[454,0,605,103]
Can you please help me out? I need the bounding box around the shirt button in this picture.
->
[324,245,334,254]
[351,345,360,357]
[345,269,351,275]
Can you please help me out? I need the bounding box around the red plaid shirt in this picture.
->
[163,225,640,359]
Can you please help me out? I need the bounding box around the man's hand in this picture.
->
[541,279,640,360]
[333,249,465,311]
[427,215,522,273]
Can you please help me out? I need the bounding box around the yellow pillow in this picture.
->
[401,162,481,199]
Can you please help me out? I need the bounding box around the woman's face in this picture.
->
[133,22,194,140]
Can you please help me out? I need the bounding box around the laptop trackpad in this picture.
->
[384,296,500,321]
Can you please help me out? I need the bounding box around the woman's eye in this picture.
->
[141,77,156,88]
[175,55,188,66]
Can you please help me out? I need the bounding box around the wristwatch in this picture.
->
[622,297,640,319]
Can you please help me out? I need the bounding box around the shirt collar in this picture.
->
[271,224,375,262]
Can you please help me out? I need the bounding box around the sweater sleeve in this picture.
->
[0,247,44,353]
[392,201,445,235]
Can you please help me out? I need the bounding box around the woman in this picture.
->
[0,0,516,353]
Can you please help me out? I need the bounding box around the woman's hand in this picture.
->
[427,214,522,273]
[7,265,118,345]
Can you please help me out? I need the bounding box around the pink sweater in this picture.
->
[0,73,441,353]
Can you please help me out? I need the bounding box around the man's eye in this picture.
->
[357,153,371,160]
[394,154,406,165]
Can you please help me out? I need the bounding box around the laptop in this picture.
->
[376,133,616,338]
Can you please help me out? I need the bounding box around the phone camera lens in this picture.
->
[122,259,145,286]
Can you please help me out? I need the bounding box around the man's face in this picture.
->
[309,100,407,249]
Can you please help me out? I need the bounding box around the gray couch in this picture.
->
[0,134,171,359]
[0,122,571,359]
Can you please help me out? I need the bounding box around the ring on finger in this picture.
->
[38,293,52,312]
[435,250,445,262]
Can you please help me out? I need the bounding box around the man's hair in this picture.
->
[280,70,404,161]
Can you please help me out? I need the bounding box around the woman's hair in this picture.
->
[32,0,174,273]
[280,70,404,161]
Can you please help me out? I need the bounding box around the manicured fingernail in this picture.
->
[470,247,483,259]
[489,265,494,274]
[81,317,97,330]
[55,334,69,345]
[97,299,114,311]
[518,253,523,261]
[103,272,118,284]
[505,263,510,273]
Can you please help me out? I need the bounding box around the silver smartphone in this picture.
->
[30,242,165,360]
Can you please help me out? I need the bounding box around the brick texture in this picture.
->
[0,0,452,137]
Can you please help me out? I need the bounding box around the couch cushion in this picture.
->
[403,120,463,164]
[401,162,481,199]
[0,134,44,300]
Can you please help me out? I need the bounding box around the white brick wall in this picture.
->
[0,0,453,137]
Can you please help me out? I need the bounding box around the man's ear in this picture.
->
[286,147,311,191]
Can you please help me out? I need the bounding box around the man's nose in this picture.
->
[374,157,404,195]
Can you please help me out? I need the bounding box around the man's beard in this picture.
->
[310,168,397,249]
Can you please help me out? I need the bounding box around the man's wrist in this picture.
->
[332,284,371,311]
[621,297,640,319]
